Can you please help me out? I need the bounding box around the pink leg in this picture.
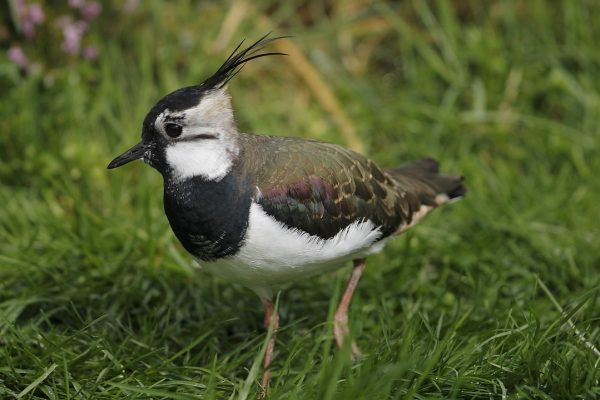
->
[260,298,279,396]
[333,258,366,355]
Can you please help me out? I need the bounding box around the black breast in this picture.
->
[163,171,253,261]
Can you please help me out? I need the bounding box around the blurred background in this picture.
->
[1,1,599,398]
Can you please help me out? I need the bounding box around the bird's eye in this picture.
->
[164,123,183,138]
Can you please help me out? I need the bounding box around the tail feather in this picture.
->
[388,157,466,206]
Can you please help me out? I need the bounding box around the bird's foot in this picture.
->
[259,370,271,399]
[259,299,279,398]
[332,258,366,359]
[333,313,361,358]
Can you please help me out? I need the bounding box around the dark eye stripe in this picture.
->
[180,134,219,141]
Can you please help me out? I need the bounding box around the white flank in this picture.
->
[199,203,384,296]
[240,203,382,267]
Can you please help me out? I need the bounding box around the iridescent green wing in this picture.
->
[241,135,414,240]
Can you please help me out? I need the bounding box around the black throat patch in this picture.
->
[163,168,253,261]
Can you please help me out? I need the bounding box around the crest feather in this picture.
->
[203,33,289,89]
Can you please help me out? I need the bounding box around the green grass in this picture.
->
[1,1,599,398]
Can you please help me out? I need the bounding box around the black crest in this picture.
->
[202,33,288,90]
[142,34,288,125]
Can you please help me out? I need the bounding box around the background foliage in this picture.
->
[1,1,599,398]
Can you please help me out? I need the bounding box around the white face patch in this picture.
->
[166,139,236,181]
[159,88,240,181]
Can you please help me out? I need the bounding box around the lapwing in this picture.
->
[108,34,466,392]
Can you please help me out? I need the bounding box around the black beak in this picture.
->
[107,142,147,169]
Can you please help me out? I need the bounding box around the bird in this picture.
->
[108,34,466,393]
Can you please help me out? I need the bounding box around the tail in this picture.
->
[387,157,466,207]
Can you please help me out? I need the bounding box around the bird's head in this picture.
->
[108,34,286,182]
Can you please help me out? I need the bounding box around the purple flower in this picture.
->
[68,0,84,8]
[15,0,25,14]
[57,17,88,55]
[7,46,29,68]
[21,20,35,39]
[80,1,102,21]
[27,3,45,24]
[16,1,45,39]
[123,0,140,14]
[83,45,99,60]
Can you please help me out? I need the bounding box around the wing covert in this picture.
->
[241,135,409,240]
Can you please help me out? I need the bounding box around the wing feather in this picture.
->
[238,134,465,241]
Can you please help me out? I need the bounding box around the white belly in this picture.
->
[197,203,386,298]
